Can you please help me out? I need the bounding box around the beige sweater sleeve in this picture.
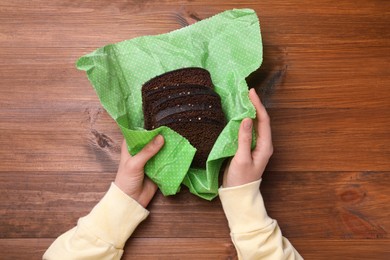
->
[219,180,303,260]
[43,182,149,260]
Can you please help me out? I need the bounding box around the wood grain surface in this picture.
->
[0,0,389,259]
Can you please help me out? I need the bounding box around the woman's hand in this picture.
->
[223,89,273,188]
[115,135,164,207]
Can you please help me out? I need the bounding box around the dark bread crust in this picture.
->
[142,67,225,168]
[142,67,213,91]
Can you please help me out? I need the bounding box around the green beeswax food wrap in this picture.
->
[76,8,262,200]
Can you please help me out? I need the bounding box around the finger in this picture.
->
[120,139,131,162]
[248,89,273,155]
[143,177,158,195]
[235,118,253,161]
[132,135,164,168]
[222,159,232,187]
[137,177,158,207]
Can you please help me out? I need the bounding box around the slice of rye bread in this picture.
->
[151,85,224,124]
[142,67,213,90]
[142,68,213,129]
[141,67,225,168]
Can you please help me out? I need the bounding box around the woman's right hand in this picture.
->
[223,89,273,188]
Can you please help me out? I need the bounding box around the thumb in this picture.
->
[235,118,253,161]
[132,135,164,169]
[120,139,131,162]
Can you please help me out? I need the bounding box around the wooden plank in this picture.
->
[253,45,389,109]
[261,171,390,239]
[0,1,388,48]
[1,107,388,172]
[0,172,230,239]
[1,171,389,239]
[1,44,389,109]
[267,107,390,171]
[292,239,390,260]
[0,238,236,259]
[1,238,389,259]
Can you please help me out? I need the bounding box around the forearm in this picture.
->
[43,182,149,260]
[219,180,303,260]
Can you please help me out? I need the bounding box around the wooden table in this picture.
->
[1,0,389,259]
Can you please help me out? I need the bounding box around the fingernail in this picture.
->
[154,135,163,145]
[244,119,252,130]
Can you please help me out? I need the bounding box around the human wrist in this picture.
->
[113,180,146,207]
[223,176,261,188]
[222,167,263,188]
[112,181,142,205]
